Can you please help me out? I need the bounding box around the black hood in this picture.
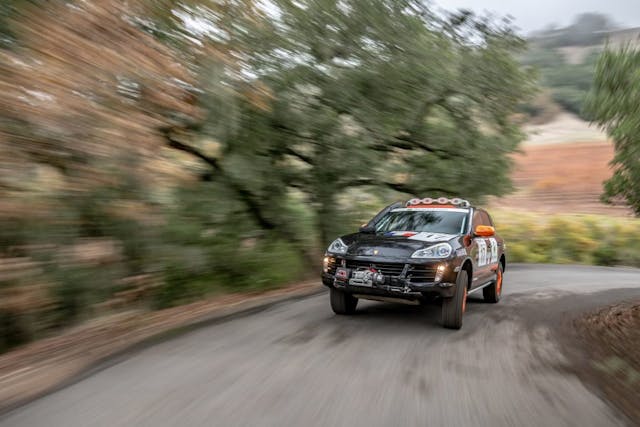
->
[340,232,459,259]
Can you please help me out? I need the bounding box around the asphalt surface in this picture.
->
[1,264,639,427]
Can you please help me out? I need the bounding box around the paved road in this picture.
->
[1,265,639,427]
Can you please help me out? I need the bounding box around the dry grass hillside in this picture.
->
[491,141,630,215]
[490,115,631,216]
[523,112,606,145]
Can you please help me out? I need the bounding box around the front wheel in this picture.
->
[330,288,358,315]
[483,263,503,303]
[442,270,468,329]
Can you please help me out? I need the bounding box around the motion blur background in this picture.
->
[1,0,639,352]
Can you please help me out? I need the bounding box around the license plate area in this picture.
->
[348,269,374,287]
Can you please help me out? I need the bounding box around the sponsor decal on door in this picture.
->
[477,238,498,266]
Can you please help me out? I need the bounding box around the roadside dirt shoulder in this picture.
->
[572,301,640,423]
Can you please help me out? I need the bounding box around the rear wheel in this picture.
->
[483,263,504,303]
[442,270,468,329]
[330,288,358,315]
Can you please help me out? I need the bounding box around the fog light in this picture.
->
[435,264,446,282]
[323,256,332,273]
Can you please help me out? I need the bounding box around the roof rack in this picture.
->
[405,197,471,208]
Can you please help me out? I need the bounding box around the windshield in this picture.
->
[375,209,468,235]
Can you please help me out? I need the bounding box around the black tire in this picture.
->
[330,287,358,315]
[442,270,468,329]
[483,263,503,303]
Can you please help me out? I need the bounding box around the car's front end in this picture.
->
[323,197,506,329]
[321,200,472,304]
[322,248,463,301]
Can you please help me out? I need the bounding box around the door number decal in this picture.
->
[488,238,498,264]
[477,238,498,266]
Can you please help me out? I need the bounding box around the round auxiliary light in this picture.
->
[421,197,433,204]
[372,273,385,285]
[407,198,421,206]
[451,198,462,205]
[437,197,448,204]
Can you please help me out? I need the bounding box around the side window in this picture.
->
[480,211,492,227]
[485,212,494,227]
[472,211,483,229]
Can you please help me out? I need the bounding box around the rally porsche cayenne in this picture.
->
[321,198,505,329]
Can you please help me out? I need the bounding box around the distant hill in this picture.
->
[522,13,639,123]
[490,140,631,216]
[556,27,640,64]
[604,27,640,47]
[528,13,640,63]
[500,14,638,216]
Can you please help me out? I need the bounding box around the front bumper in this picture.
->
[329,276,456,298]
[321,256,459,299]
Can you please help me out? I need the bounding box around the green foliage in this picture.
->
[521,47,598,119]
[49,266,95,326]
[585,48,640,215]
[493,211,640,266]
[217,0,535,245]
[152,181,307,308]
[593,244,619,266]
[0,310,31,352]
[0,0,41,46]
[551,87,586,116]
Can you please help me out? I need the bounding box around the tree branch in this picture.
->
[168,139,221,170]
[163,128,277,231]
[283,147,314,165]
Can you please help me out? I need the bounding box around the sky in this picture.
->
[433,0,640,35]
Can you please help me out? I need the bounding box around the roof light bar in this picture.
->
[406,197,470,208]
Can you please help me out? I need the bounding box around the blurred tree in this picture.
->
[110,0,534,250]
[0,0,39,47]
[0,0,536,253]
[0,0,199,184]
[0,0,205,332]
[562,13,614,46]
[586,48,640,215]
[210,0,535,245]
[521,47,599,119]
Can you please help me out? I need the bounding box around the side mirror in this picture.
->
[474,225,495,237]
[359,223,376,233]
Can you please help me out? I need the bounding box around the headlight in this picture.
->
[327,238,348,255]
[411,243,452,259]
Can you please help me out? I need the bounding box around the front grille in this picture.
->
[336,260,438,283]
[407,265,437,283]
[344,260,405,277]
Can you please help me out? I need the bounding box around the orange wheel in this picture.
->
[461,286,468,313]
[442,270,468,329]
[483,264,503,303]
